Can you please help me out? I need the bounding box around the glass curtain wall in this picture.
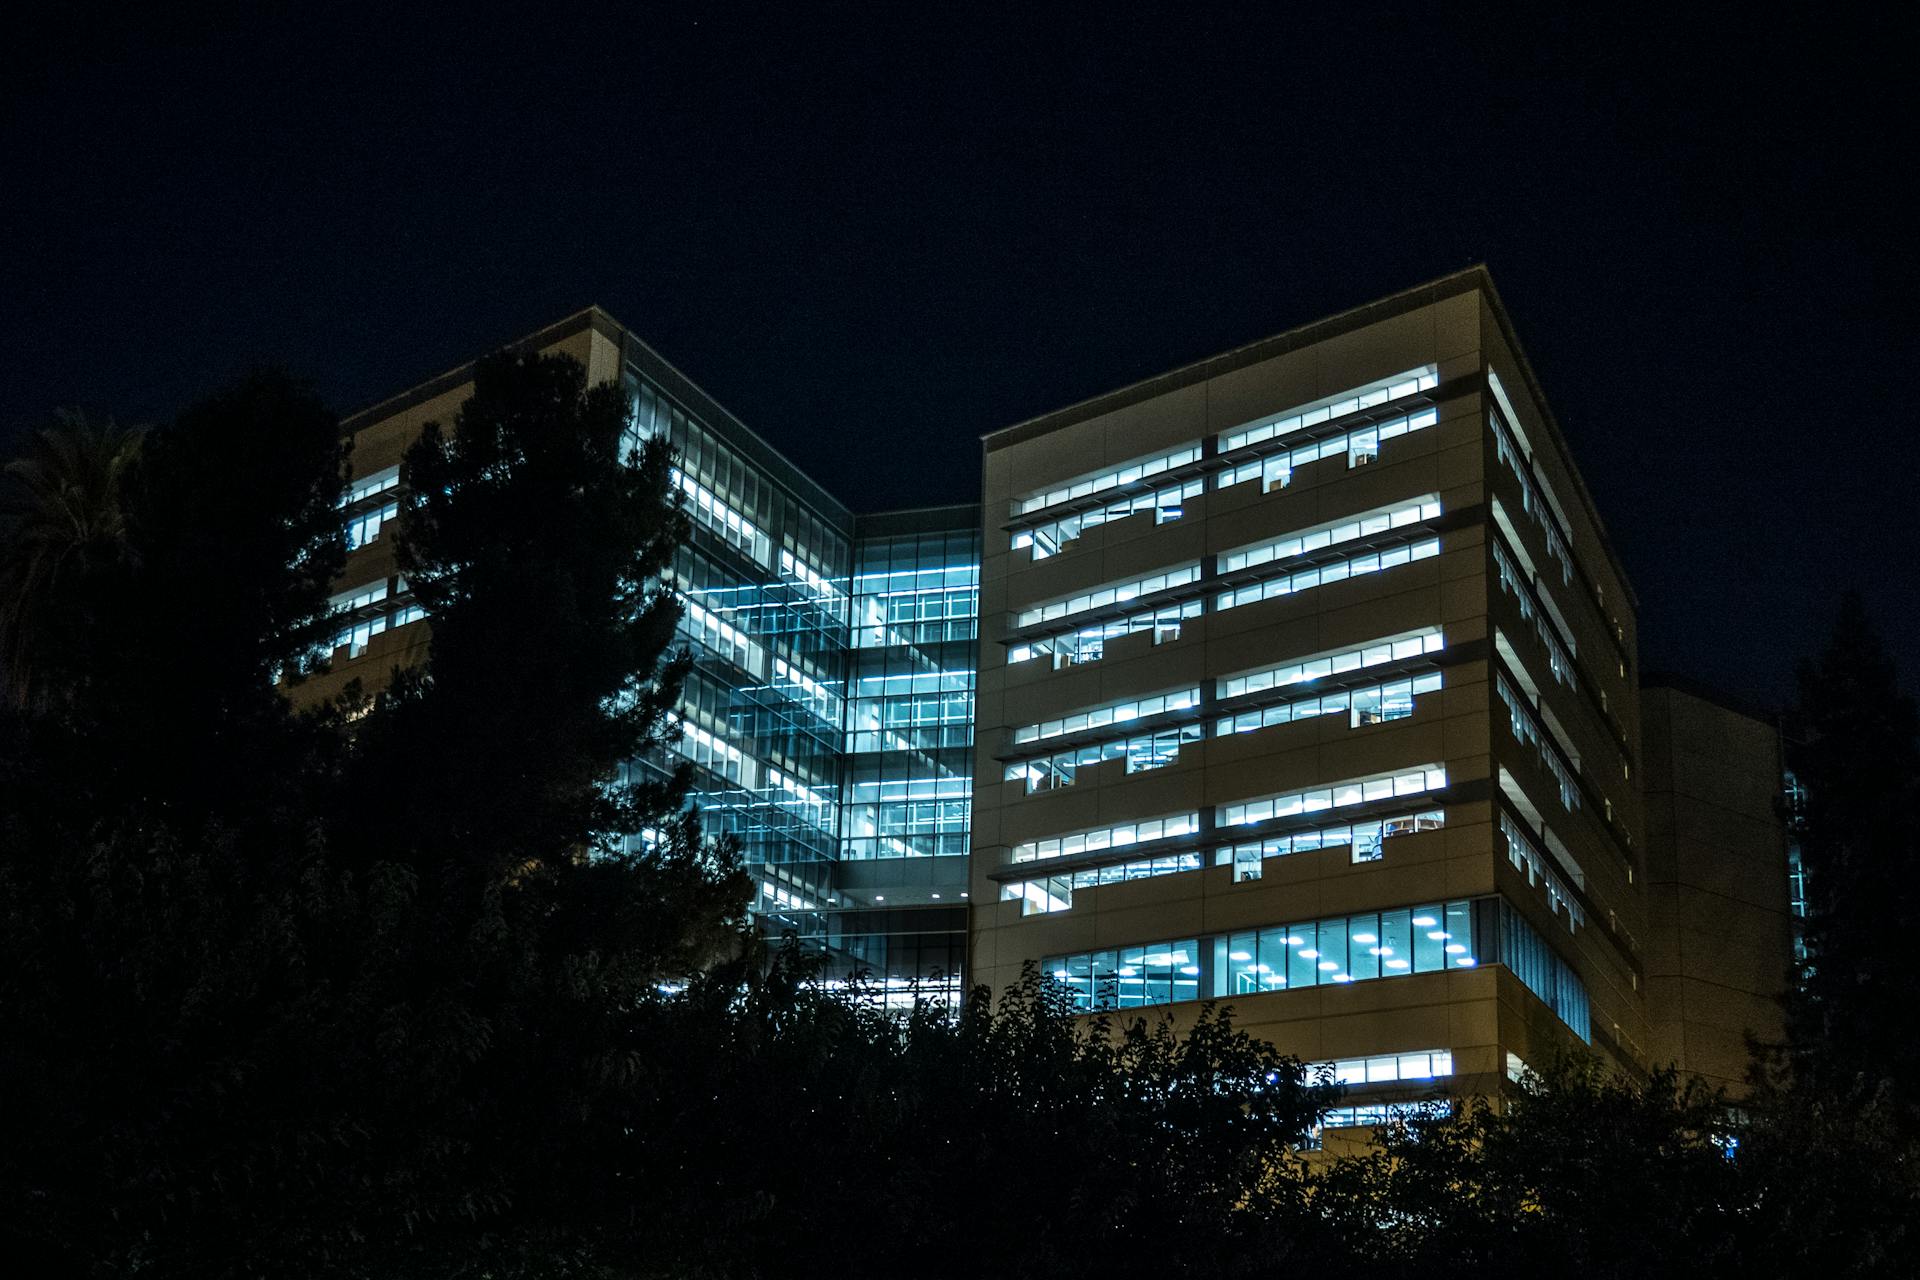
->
[823,514,980,1002]
[621,363,856,939]
[842,522,980,862]
[618,352,982,1000]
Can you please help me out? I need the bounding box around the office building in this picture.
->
[312,268,1798,1118]
[315,310,975,1004]
[970,270,1655,1118]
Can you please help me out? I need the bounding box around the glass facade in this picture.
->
[843,525,979,861]
[615,350,981,1000]
[624,373,853,917]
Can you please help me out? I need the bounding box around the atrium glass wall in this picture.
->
[617,352,981,999]
[815,510,980,1005]
[621,361,856,936]
[842,519,980,862]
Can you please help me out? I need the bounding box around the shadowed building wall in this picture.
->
[1640,680,1795,1095]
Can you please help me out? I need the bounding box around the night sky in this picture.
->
[5,5,1914,709]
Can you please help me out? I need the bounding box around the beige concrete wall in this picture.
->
[289,317,615,712]
[974,281,1646,1099]
[1640,685,1792,1095]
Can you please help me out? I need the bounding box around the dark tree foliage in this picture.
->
[1778,592,1920,1111]
[0,357,749,1275]
[1308,1055,1917,1280]
[602,954,1341,1280]
[6,359,1920,1277]
[0,410,143,709]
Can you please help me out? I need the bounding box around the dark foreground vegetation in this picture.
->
[1,356,1915,1277]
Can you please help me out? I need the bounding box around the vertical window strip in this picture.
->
[1497,900,1591,1042]
[1500,813,1586,930]
[1488,406,1572,587]
[1492,538,1577,686]
[1494,674,1581,813]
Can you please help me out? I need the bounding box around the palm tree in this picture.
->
[0,411,144,707]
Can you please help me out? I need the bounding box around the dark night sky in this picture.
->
[4,4,1915,710]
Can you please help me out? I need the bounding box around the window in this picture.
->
[1044,896,1478,1012]
[1218,498,1442,575]
[1495,674,1581,812]
[1215,671,1442,737]
[1495,898,1591,1041]
[328,581,389,657]
[1004,810,1444,910]
[1216,539,1441,613]
[1216,404,1439,492]
[1010,813,1200,865]
[1500,813,1585,931]
[1013,687,1200,745]
[1218,766,1448,828]
[1006,723,1205,792]
[1216,809,1443,873]
[1220,630,1442,700]
[1320,1100,1451,1130]
[1015,563,1201,629]
[1491,535,1576,688]
[1004,850,1209,915]
[345,500,398,549]
[1488,396,1573,588]
[343,465,399,505]
[1012,445,1203,517]
[1218,367,1439,453]
[1008,599,1202,667]
[1313,1048,1454,1086]
[1012,478,1204,559]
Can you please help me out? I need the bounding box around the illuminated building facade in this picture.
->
[316,269,1797,1115]
[970,270,1657,1123]
[315,310,975,1003]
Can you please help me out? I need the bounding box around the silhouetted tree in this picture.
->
[1309,1053,1917,1279]
[0,410,143,707]
[0,355,748,1275]
[600,953,1341,1280]
[1780,592,1920,1111]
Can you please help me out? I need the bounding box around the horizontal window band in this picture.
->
[1000,503,1482,647]
[991,640,1484,764]
[986,776,1490,882]
[1001,372,1474,533]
